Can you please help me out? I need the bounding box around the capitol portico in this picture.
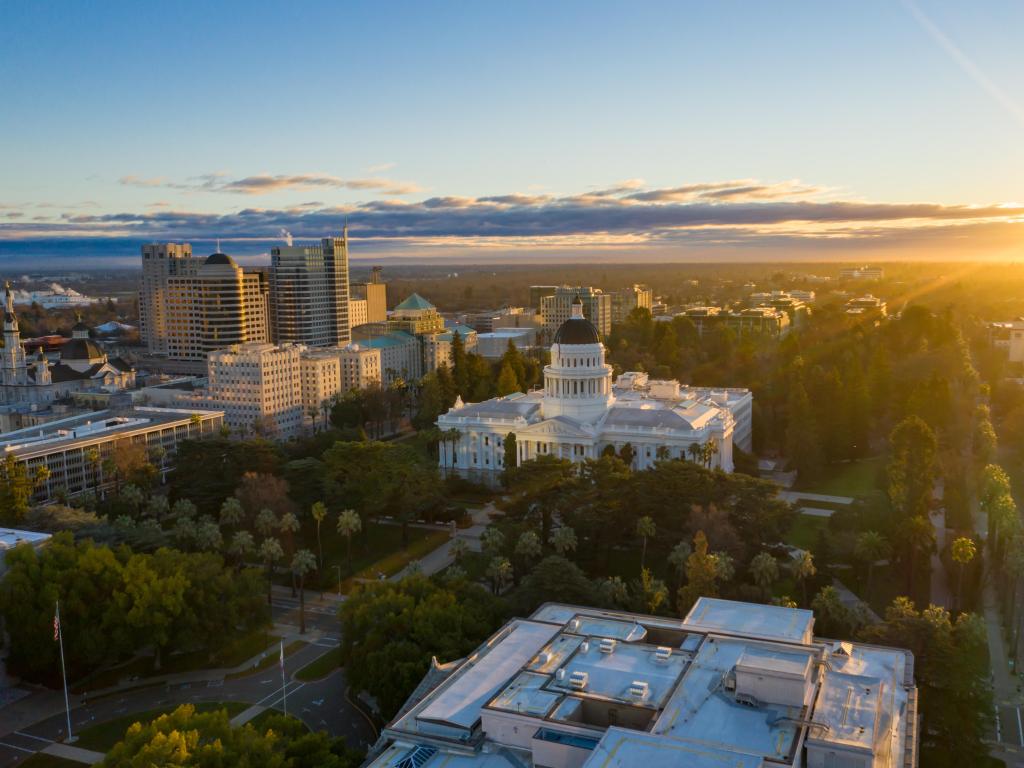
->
[437,297,752,478]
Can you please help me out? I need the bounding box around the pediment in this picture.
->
[517,417,594,439]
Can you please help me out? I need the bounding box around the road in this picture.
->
[0,589,375,767]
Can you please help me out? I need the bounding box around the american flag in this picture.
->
[53,606,60,642]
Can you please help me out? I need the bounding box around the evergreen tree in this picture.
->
[496,361,520,396]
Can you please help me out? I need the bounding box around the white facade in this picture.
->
[438,302,741,477]
[207,342,303,438]
[349,298,368,329]
[477,328,537,359]
[298,348,342,418]
[339,343,382,391]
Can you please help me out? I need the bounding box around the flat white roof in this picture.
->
[417,620,560,730]
[808,671,882,752]
[736,647,813,680]
[684,598,814,644]
[584,727,764,768]
[0,529,51,550]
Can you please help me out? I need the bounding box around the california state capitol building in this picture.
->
[437,297,752,477]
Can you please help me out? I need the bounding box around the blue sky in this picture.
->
[2,0,1023,263]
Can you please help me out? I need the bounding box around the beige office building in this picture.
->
[299,348,342,419]
[206,342,303,438]
[140,242,196,355]
[541,286,612,338]
[339,343,382,391]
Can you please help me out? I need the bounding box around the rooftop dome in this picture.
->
[553,316,600,345]
[60,337,105,362]
[205,252,238,267]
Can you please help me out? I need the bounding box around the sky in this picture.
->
[1,0,1023,266]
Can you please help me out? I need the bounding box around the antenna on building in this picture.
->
[216,238,221,253]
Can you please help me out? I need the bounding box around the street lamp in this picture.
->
[333,565,343,596]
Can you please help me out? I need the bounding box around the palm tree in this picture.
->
[291,549,317,634]
[171,498,197,520]
[551,526,578,557]
[102,456,119,495]
[710,552,734,583]
[951,536,977,611]
[486,556,513,595]
[259,538,284,605]
[515,531,542,574]
[636,516,656,571]
[255,508,278,537]
[481,527,505,557]
[307,405,320,432]
[854,531,890,600]
[146,494,169,520]
[450,537,469,564]
[149,446,167,484]
[656,445,670,461]
[336,508,362,574]
[228,530,255,567]
[219,497,245,529]
[279,512,301,596]
[311,501,327,574]
[792,550,816,605]
[85,447,101,494]
[1005,535,1024,660]
[750,551,779,598]
[687,443,702,464]
[195,516,223,551]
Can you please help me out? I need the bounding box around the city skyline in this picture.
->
[2,1,1024,265]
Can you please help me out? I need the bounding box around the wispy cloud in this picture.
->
[4,178,1023,259]
[367,162,396,173]
[118,171,422,196]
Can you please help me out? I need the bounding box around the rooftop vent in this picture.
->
[629,680,650,701]
[599,638,616,654]
[580,640,590,653]
[537,651,551,666]
[654,646,672,663]
[569,671,589,691]
[569,618,580,632]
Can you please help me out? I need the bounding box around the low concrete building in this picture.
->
[366,597,918,768]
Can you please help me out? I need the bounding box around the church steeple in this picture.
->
[1,280,28,386]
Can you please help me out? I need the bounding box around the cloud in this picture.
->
[4,178,1023,260]
[367,162,397,173]
[119,171,422,196]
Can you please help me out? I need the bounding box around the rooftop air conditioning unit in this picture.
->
[537,651,551,666]
[556,669,566,681]
[654,646,672,663]
[629,681,650,700]
[569,619,580,632]
[569,671,589,691]
[599,638,616,654]
[581,640,590,653]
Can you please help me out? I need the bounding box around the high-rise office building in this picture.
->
[140,244,270,361]
[540,286,612,338]
[610,284,653,325]
[162,252,270,361]
[140,242,196,355]
[270,229,351,347]
[349,265,387,332]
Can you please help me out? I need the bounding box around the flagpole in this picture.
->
[280,639,287,717]
[55,600,74,743]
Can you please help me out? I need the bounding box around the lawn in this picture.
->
[337,528,450,593]
[73,627,278,693]
[784,515,829,551]
[75,701,248,753]
[283,521,448,590]
[794,457,885,499]
[295,647,342,681]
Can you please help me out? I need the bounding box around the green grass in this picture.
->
[295,647,342,681]
[73,627,278,693]
[75,701,248,753]
[226,640,306,680]
[338,529,449,593]
[794,457,885,499]
[246,709,310,733]
[19,755,81,768]
[784,515,829,551]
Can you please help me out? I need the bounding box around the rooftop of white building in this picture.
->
[367,598,917,768]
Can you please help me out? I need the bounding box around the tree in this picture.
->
[0,454,49,523]
[145,494,169,521]
[951,536,977,612]
[219,496,245,528]
[101,704,363,768]
[677,531,718,615]
[291,549,317,634]
[228,530,255,564]
[171,498,196,520]
[495,361,520,397]
[750,551,779,598]
[636,516,656,571]
[854,531,890,600]
[338,575,505,719]
[258,538,284,605]
[481,527,506,557]
[811,585,855,637]
[887,416,938,518]
[791,550,816,605]
[668,540,691,579]
[255,508,278,537]
[515,531,542,577]
[311,501,328,574]
[194,516,223,551]
[116,551,188,671]
[450,537,469,563]
[516,555,596,613]
[551,526,578,557]
[785,373,822,479]
[336,509,362,574]
[487,556,513,594]
[503,432,517,482]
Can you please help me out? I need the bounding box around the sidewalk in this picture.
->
[390,504,494,581]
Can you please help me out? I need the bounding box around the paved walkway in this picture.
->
[778,491,854,505]
[40,742,105,764]
[390,504,494,581]
[798,507,834,518]
[831,578,881,623]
